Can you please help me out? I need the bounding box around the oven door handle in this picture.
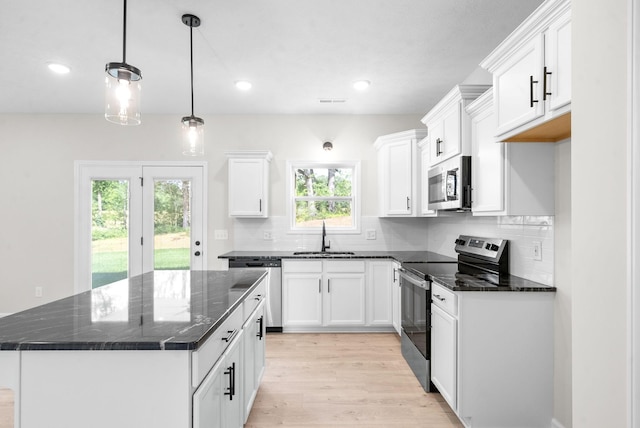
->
[398,269,429,289]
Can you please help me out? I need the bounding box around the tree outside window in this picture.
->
[290,162,359,231]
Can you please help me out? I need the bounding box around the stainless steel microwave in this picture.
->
[427,155,472,211]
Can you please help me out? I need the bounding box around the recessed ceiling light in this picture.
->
[235,80,252,91]
[47,63,71,74]
[353,80,370,90]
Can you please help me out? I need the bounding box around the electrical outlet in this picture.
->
[263,231,273,240]
[214,229,228,240]
[35,286,43,298]
[533,241,542,261]
[366,229,377,240]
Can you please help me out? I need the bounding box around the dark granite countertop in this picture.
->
[403,262,556,292]
[0,269,267,351]
[219,250,457,264]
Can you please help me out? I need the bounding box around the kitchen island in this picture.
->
[0,269,268,428]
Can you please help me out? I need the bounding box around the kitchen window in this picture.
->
[287,161,360,233]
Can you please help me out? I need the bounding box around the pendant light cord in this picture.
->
[190,22,194,117]
[122,0,127,64]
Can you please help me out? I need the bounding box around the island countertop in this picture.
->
[0,269,267,351]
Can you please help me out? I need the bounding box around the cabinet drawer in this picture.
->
[324,260,365,273]
[283,260,323,273]
[192,307,243,387]
[243,278,267,319]
[431,282,457,316]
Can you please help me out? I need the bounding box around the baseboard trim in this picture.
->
[551,418,567,428]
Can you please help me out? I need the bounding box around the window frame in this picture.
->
[286,160,361,234]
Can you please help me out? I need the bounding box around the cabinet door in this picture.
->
[193,358,224,428]
[493,34,545,136]
[324,273,366,326]
[222,331,243,428]
[242,313,257,423]
[471,102,505,214]
[546,10,571,112]
[440,102,462,161]
[282,273,323,327]
[366,261,393,327]
[431,304,457,412]
[391,262,401,335]
[419,144,437,216]
[228,158,266,217]
[382,140,414,216]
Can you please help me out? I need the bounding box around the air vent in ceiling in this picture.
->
[319,99,347,104]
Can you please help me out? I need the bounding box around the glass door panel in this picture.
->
[153,179,191,270]
[142,166,204,273]
[91,179,130,288]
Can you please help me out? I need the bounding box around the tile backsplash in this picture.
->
[232,213,554,285]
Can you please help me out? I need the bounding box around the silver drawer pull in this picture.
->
[433,294,446,302]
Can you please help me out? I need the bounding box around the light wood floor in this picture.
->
[0,334,462,428]
[0,389,13,428]
[246,333,463,428]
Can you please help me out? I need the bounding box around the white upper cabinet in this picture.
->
[421,85,491,167]
[480,0,571,142]
[226,151,272,218]
[374,129,427,217]
[467,90,555,216]
[417,137,438,217]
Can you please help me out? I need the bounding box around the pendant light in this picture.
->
[105,0,142,125]
[181,14,204,156]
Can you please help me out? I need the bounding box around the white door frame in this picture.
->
[629,0,639,425]
[74,161,208,294]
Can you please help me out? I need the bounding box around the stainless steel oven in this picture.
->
[399,267,431,391]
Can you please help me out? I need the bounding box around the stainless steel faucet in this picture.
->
[321,220,330,252]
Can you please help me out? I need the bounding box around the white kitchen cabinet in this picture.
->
[226,151,272,217]
[324,272,366,326]
[421,85,490,167]
[390,261,401,335]
[417,137,438,217]
[365,261,393,327]
[374,129,427,217]
[467,89,555,216]
[283,259,393,332]
[243,301,265,423]
[480,0,571,142]
[430,281,554,427]
[194,329,243,428]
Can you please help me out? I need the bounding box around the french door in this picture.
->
[75,162,206,292]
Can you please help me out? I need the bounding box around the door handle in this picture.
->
[530,75,539,107]
[543,66,552,100]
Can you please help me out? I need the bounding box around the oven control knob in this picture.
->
[490,244,500,251]
[485,243,491,250]
[455,239,466,246]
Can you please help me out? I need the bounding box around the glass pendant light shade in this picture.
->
[105,63,142,125]
[182,115,204,156]
[105,0,142,125]
[181,14,204,156]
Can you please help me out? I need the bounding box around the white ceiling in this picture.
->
[0,0,544,115]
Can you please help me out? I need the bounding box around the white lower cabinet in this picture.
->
[430,303,457,410]
[193,329,243,428]
[391,261,401,335]
[243,302,266,423]
[283,259,394,332]
[431,282,554,427]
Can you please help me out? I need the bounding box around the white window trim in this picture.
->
[286,160,361,234]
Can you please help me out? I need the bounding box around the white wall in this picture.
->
[0,113,422,313]
[572,0,629,426]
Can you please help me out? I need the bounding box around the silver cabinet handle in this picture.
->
[328,279,331,293]
[433,294,446,302]
[318,278,321,293]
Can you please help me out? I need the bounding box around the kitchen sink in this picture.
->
[292,251,356,256]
